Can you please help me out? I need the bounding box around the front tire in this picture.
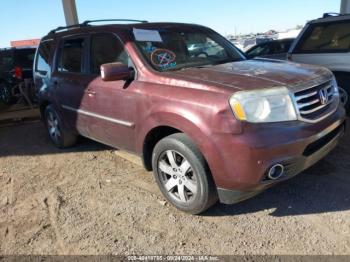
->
[152,133,217,214]
[335,75,350,114]
[44,105,77,148]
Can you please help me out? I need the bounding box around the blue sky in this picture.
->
[0,0,341,47]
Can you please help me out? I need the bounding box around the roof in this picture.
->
[309,13,350,24]
[43,20,209,39]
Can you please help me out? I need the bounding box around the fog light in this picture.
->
[268,164,284,180]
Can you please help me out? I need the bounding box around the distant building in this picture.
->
[10,39,40,47]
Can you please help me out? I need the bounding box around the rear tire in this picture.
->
[44,105,77,148]
[0,83,14,105]
[152,133,217,214]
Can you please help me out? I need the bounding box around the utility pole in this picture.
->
[62,0,79,26]
[340,0,350,14]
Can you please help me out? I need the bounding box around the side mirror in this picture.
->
[100,62,131,81]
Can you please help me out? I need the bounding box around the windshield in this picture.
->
[133,26,245,71]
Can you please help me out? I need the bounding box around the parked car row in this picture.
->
[30,17,346,214]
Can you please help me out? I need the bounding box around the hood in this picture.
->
[163,59,332,92]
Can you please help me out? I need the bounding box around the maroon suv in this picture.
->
[34,20,346,214]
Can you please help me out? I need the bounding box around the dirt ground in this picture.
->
[0,121,349,255]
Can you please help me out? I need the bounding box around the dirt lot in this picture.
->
[0,121,349,255]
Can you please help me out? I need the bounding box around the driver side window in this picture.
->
[90,33,128,74]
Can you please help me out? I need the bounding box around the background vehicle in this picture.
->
[288,13,350,114]
[245,38,295,60]
[0,47,36,105]
[35,20,345,214]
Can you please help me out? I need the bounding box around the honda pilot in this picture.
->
[34,20,346,214]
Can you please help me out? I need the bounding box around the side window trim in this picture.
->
[56,34,89,75]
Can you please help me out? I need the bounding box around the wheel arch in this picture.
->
[39,100,51,119]
[138,111,221,185]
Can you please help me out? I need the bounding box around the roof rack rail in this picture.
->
[322,12,344,18]
[49,23,87,34]
[48,19,148,35]
[82,19,148,26]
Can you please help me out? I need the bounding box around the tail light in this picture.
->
[14,66,23,80]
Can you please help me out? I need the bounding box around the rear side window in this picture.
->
[35,40,53,74]
[90,33,128,74]
[295,21,350,53]
[58,38,85,73]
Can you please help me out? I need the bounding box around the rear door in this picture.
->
[52,35,92,136]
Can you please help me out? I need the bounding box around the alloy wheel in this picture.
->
[157,150,198,204]
[47,112,61,143]
[0,86,10,104]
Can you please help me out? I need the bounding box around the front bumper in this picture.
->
[212,107,346,204]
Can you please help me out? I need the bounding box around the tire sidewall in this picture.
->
[44,105,66,148]
[0,84,13,105]
[152,135,213,214]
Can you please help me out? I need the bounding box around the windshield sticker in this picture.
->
[143,43,157,53]
[133,28,162,42]
[151,49,177,70]
[159,62,177,71]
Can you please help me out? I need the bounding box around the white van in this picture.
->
[288,13,350,114]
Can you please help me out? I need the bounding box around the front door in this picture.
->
[83,32,138,151]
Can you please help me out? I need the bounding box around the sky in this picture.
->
[0,0,341,47]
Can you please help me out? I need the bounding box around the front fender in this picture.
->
[136,107,241,187]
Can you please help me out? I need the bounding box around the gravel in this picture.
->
[0,121,349,255]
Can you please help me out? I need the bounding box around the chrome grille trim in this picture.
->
[297,98,320,108]
[290,77,339,123]
[295,91,318,101]
[299,101,333,114]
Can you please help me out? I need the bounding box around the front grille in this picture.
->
[293,79,337,122]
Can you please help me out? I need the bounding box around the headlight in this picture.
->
[229,87,297,123]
